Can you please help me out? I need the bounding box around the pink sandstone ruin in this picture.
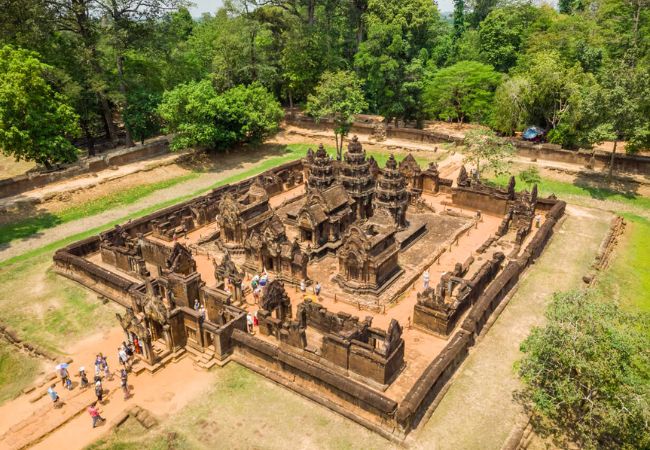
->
[53,136,566,439]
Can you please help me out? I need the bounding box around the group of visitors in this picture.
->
[46,340,138,429]
[299,279,322,296]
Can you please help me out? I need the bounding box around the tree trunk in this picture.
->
[608,139,618,179]
[288,89,293,109]
[82,121,95,157]
[335,133,340,160]
[307,0,316,26]
[98,95,118,144]
[116,54,134,147]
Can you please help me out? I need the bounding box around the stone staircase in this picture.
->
[185,345,219,370]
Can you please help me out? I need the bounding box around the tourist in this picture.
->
[47,385,60,407]
[122,341,134,358]
[79,367,89,389]
[251,274,259,290]
[300,279,306,292]
[59,365,72,390]
[253,310,259,327]
[133,337,141,355]
[535,214,542,228]
[94,354,103,377]
[193,299,200,310]
[246,313,254,333]
[423,270,430,290]
[94,380,104,403]
[314,282,321,296]
[102,355,111,380]
[87,402,105,428]
[253,286,262,303]
[199,305,206,323]
[118,346,130,371]
[120,369,130,400]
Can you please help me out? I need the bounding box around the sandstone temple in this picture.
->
[54,136,566,439]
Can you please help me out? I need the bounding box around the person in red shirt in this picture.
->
[87,402,105,428]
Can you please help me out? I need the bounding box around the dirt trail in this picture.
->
[410,206,612,449]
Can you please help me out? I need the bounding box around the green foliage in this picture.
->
[517,290,650,449]
[158,81,282,151]
[423,61,501,124]
[518,166,541,188]
[355,0,444,124]
[123,91,162,144]
[0,45,80,167]
[478,5,538,72]
[462,128,514,176]
[306,70,368,159]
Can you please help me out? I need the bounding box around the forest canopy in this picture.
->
[1,0,648,164]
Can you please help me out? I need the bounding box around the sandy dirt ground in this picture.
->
[0,327,215,450]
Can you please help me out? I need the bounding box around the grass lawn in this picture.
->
[87,363,392,450]
[0,342,43,404]
[489,172,650,211]
[595,213,650,313]
[0,254,120,354]
[0,173,200,245]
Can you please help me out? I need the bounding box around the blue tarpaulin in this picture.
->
[522,126,545,141]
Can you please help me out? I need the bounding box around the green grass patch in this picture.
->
[595,214,650,313]
[0,173,200,246]
[489,172,650,211]
[0,342,42,404]
[0,255,119,353]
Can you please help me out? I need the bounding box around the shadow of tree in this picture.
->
[572,171,641,201]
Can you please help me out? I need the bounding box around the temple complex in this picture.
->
[54,137,565,439]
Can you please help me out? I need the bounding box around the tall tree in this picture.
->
[93,0,187,147]
[423,60,501,125]
[517,291,650,449]
[0,46,80,167]
[306,70,368,160]
[355,0,444,125]
[453,0,465,41]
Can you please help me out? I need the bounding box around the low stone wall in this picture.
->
[232,329,398,419]
[286,115,650,176]
[0,137,171,199]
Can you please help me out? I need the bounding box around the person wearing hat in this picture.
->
[94,380,103,403]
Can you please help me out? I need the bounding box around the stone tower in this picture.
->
[374,154,409,229]
[307,144,335,191]
[340,136,374,220]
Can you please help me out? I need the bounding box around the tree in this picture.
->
[423,61,501,125]
[0,46,80,168]
[491,76,531,135]
[462,128,514,177]
[123,91,162,144]
[478,4,538,72]
[158,80,282,151]
[452,0,465,41]
[517,291,650,449]
[590,65,650,177]
[306,70,368,160]
[354,0,445,125]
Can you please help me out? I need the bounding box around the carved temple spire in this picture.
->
[374,154,409,229]
[340,136,374,219]
[307,144,335,191]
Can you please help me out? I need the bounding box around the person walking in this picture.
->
[314,281,321,296]
[94,380,103,403]
[47,385,60,407]
[79,367,89,388]
[118,346,130,371]
[87,402,105,428]
[300,279,306,293]
[120,369,130,400]
[94,354,103,378]
[102,355,112,380]
[423,270,430,290]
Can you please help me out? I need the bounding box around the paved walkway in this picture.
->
[410,205,612,449]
